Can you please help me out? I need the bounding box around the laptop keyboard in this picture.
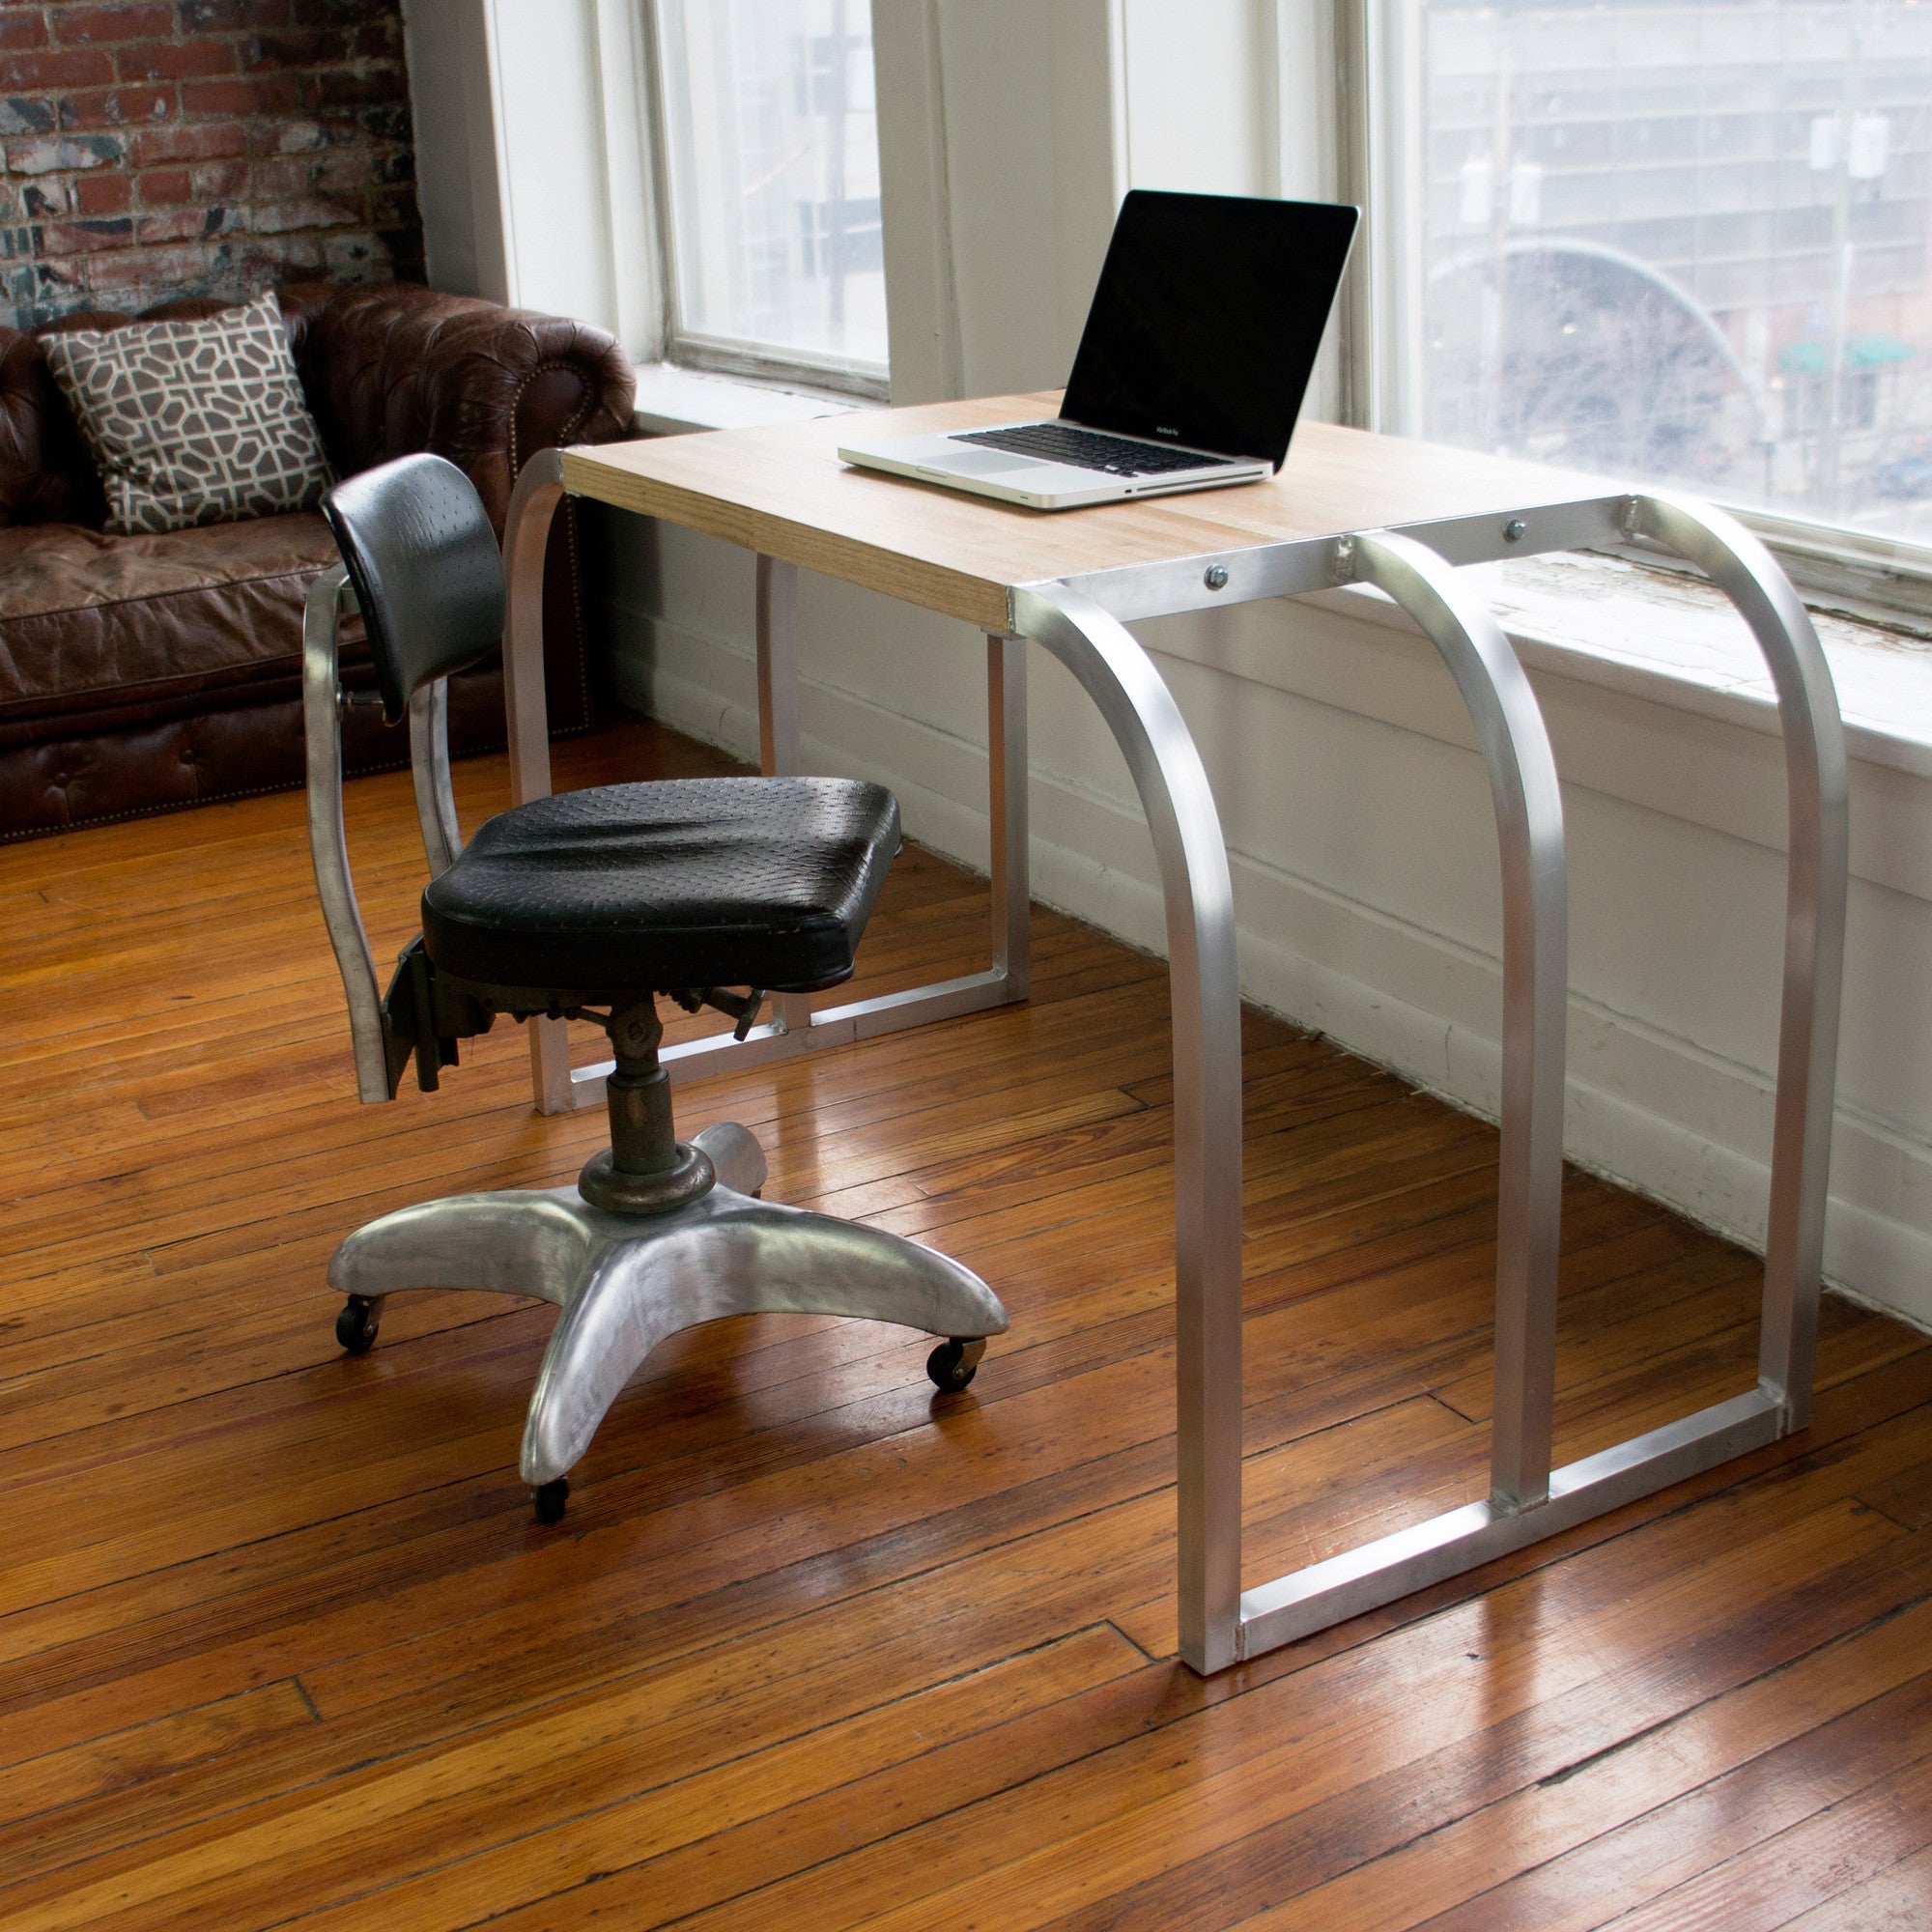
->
[951,422,1225,476]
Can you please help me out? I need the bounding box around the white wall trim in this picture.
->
[596,566,1932,1337]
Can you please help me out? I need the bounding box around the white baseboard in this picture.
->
[607,625,1932,1336]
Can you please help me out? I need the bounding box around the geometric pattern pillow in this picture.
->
[41,291,334,535]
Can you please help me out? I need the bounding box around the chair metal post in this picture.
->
[300,561,390,1106]
[1627,495,1850,1427]
[1010,582,1245,1677]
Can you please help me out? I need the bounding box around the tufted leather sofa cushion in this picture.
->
[421,779,902,996]
[0,279,637,841]
[0,514,341,729]
[0,655,506,844]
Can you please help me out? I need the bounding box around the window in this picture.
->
[650,0,888,395]
[1364,0,1932,565]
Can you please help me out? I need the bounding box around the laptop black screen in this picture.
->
[1059,191,1358,470]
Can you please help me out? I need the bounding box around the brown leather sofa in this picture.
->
[0,280,637,842]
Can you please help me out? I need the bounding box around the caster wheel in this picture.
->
[532,1477,570,1524]
[926,1338,982,1395]
[335,1297,380,1354]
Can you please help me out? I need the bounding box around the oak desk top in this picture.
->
[558,393,1621,635]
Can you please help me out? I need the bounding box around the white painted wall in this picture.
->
[440,0,1932,1332]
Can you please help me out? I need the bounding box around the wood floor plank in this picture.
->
[1577,1748,1932,1932]
[2,1466,1900,1929]
[0,1679,318,1824]
[3,717,1928,1930]
[1132,1607,1932,1932]
[571,1505,1932,1930]
[1775,1839,1932,1930]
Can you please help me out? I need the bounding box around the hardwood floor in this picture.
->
[3,717,1930,1930]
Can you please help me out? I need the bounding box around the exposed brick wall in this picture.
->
[0,0,422,328]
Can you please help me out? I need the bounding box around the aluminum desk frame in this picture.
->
[500,455,1847,1678]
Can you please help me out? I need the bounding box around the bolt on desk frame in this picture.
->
[499,420,1846,1679]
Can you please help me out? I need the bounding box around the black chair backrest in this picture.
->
[322,453,506,724]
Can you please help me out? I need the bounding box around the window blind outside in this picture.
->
[1376,0,1932,570]
[655,0,889,387]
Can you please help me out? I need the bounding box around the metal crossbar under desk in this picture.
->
[499,407,1848,1677]
[501,454,1032,1114]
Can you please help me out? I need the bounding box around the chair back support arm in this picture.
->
[301,562,396,1104]
[407,676,463,878]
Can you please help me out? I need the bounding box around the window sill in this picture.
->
[629,360,876,438]
[1317,550,1932,782]
[617,372,1932,782]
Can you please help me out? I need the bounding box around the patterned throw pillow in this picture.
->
[41,291,333,535]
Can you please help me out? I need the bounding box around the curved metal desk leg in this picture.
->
[1229,509,1839,1670]
[989,633,1032,999]
[1349,533,1570,1514]
[1629,496,1850,1428]
[1014,559,1565,1671]
[1011,582,1244,1675]
[501,450,572,1113]
[756,555,811,1037]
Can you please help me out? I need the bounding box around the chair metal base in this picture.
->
[327,1122,1009,1490]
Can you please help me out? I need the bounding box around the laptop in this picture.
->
[838,190,1359,511]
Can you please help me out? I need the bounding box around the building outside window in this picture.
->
[1373,0,1932,551]
[652,0,888,395]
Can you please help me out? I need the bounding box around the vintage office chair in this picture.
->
[301,453,1007,1521]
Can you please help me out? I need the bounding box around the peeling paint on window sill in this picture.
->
[1327,549,1932,781]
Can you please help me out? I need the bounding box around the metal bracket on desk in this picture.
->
[498,463,1034,1115]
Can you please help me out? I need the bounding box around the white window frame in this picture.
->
[1337,0,1932,630]
[632,0,892,402]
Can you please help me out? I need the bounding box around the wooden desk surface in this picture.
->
[559,393,1617,634]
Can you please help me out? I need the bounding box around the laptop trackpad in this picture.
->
[926,448,1040,478]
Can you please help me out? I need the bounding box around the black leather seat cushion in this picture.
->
[420,777,901,996]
